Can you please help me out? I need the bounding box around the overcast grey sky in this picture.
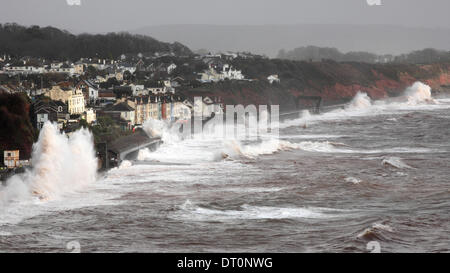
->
[1,0,450,33]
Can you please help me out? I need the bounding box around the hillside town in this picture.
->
[0,51,276,173]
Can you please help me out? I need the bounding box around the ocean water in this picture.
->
[0,82,449,253]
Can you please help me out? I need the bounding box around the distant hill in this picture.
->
[0,23,192,60]
[277,46,450,64]
[133,24,450,58]
[278,46,380,63]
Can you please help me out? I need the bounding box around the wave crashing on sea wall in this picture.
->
[0,122,97,204]
[282,81,440,130]
[346,92,373,110]
[404,82,436,105]
[346,81,435,110]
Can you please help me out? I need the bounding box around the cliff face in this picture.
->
[0,93,35,161]
[188,61,450,110]
[297,64,450,104]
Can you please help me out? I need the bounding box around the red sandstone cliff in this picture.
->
[296,64,450,103]
[184,62,450,110]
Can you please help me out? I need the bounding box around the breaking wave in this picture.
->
[143,118,181,144]
[0,231,12,236]
[346,92,372,110]
[357,222,395,241]
[382,157,413,169]
[118,160,133,169]
[404,82,436,105]
[296,141,351,153]
[138,110,299,162]
[0,122,97,204]
[221,139,300,159]
[176,200,345,221]
[345,177,362,184]
[280,81,441,130]
[136,81,443,165]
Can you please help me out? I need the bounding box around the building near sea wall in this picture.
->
[129,95,191,125]
[45,86,72,103]
[131,96,160,125]
[34,99,69,130]
[83,108,97,124]
[103,102,136,130]
[98,89,117,105]
[172,101,192,121]
[76,80,99,104]
[3,150,19,169]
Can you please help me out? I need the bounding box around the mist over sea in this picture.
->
[0,82,449,253]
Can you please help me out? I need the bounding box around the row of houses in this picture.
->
[2,62,85,76]
[0,53,240,171]
[34,81,223,132]
[1,53,284,86]
[100,94,223,130]
[40,78,180,109]
[34,98,96,130]
[1,53,245,83]
[0,57,179,77]
[33,93,223,133]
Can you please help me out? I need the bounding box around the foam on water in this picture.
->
[281,134,346,140]
[290,141,436,154]
[118,160,133,169]
[222,187,285,193]
[382,157,413,169]
[221,139,300,159]
[143,118,182,144]
[138,138,220,164]
[345,177,362,184]
[0,180,124,227]
[436,98,450,103]
[298,142,436,154]
[296,141,348,153]
[279,81,449,130]
[346,92,372,110]
[357,222,395,240]
[176,200,344,221]
[135,86,447,166]
[138,112,301,163]
[138,137,301,164]
[0,231,12,236]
